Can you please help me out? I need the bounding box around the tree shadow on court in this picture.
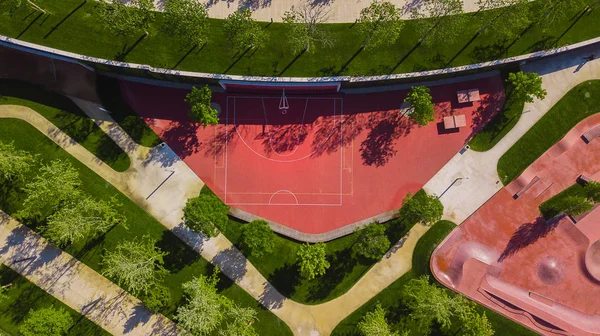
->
[310,113,368,158]
[198,125,238,159]
[360,112,413,167]
[261,124,310,155]
[161,120,201,159]
[498,215,563,262]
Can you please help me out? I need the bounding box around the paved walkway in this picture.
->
[0,101,434,335]
[0,211,178,336]
[423,43,600,224]
[153,0,483,23]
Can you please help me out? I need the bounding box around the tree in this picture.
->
[585,181,600,203]
[101,236,168,296]
[357,304,401,336]
[0,141,36,183]
[223,9,267,52]
[176,270,228,335]
[219,305,259,336]
[282,0,332,53]
[410,0,466,47]
[460,309,494,336]
[19,306,73,336]
[241,220,276,258]
[559,196,593,216]
[399,192,443,226]
[45,195,124,247]
[403,275,456,332]
[185,85,219,127]
[5,0,46,15]
[98,0,155,36]
[140,284,172,312]
[404,86,435,126]
[353,223,391,260]
[163,0,209,47]
[19,160,81,221]
[476,0,531,41]
[297,242,330,280]
[183,193,229,237]
[507,71,547,103]
[357,0,404,49]
[534,0,588,31]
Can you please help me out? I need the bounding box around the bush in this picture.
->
[183,194,229,237]
[353,223,391,260]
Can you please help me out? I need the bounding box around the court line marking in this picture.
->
[232,97,342,163]
[268,190,300,205]
[224,96,346,206]
[260,98,309,157]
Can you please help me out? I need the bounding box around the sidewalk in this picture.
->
[423,44,600,224]
[0,211,178,336]
[154,0,483,23]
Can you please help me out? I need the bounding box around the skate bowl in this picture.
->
[585,239,600,282]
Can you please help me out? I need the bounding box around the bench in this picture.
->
[577,174,593,185]
[582,125,600,143]
[514,176,540,199]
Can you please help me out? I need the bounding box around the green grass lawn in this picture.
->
[0,118,291,335]
[498,80,600,185]
[331,220,537,336]
[95,76,162,147]
[468,71,527,152]
[0,79,130,171]
[204,186,422,305]
[0,1,599,77]
[0,266,109,336]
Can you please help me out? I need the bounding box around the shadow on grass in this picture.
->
[336,45,364,75]
[115,33,148,62]
[223,47,252,74]
[278,49,307,76]
[44,0,87,39]
[17,12,44,39]
[156,230,201,273]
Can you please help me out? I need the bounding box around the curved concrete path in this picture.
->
[0,211,178,336]
[424,43,600,224]
[0,100,432,335]
[152,0,484,23]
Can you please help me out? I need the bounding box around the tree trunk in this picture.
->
[28,0,47,13]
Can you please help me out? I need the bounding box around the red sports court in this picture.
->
[121,75,503,235]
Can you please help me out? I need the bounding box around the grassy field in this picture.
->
[468,71,526,152]
[0,1,599,77]
[331,220,538,336]
[0,266,109,336]
[0,118,291,335]
[204,186,422,305]
[0,79,130,171]
[498,80,600,184]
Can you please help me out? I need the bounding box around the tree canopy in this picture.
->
[353,223,391,260]
[507,71,547,103]
[183,193,229,237]
[0,141,36,183]
[223,9,267,52]
[400,192,443,226]
[558,195,593,216]
[163,0,209,47]
[45,195,123,247]
[175,269,258,336]
[411,0,466,46]
[476,0,531,41]
[185,85,219,127]
[357,0,404,49]
[19,159,81,221]
[404,86,435,126]
[98,0,155,36]
[585,181,600,203]
[357,303,403,336]
[297,242,330,280]
[19,306,73,336]
[101,236,168,296]
[241,220,276,258]
[282,0,332,53]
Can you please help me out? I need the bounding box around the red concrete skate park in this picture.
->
[122,75,503,236]
[432,115,600,336]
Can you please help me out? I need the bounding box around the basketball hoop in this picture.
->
[279,89,289,114]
